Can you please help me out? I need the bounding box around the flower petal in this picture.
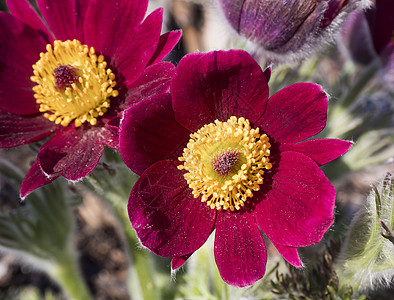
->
[20,159,58,199]
[147,30,182,66]
[240,1,322,51]
[120,93,190,175]
[255,151,335,247]
[102,122,120,150]
[36,0,77,40]
[340,10,376,65]
[214,211,267,287]
[368,0,394,54]
[172,254,192,270]
[280,139,352,166]
[256,83,327,144]
[7,0,53,42]
[0,12,45,115]
[128,160,216,257]
[37,126,107,181]
[272,242,303,268]
[84,0,149,60]
[121,61,175,107]
[0,110,59,148]
[274,5,323,55]
[111,8,163,86]
[172,50,269,132]
[74,0,91,42]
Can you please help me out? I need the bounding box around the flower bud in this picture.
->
[339,9,376,65]
[217,0,371,62]
[339,0,394,90]
[337,173,394,291]
[339,0,394,65]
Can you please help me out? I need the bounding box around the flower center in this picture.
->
[54,65,79,90]
[31,39,119,127]
[178,116,272,211]
[211,149,240,177]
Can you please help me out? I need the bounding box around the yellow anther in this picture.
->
[31,39,118,127]
[178,117,272,211]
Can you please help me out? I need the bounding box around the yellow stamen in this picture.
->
[178,116,272,211]
[31,39,118,127]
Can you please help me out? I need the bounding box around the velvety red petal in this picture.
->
[0,12,45,115]
[37,126,108,181]
[103,122,119,150]
[147,30,182,66]
[256,83,327,144]
[214,211,267,287]
[0,110,59,148]
[128,160,216,257]
[172,50,269,132]
[280,139,352,166]
[84,0,149,60]
[7,0,53,42]
[121,61,175,107]
[120,93,190,175]
[272,242,303,268]
[172,254,192,270]
[111,9,163,86]
[74,0,91,42]
[255,151,335,247]
[36,0,77,40]
[20,159,58,199]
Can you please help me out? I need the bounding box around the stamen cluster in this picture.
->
[31,39,118,127]
[178,116,272,211]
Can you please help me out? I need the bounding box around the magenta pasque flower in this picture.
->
[0,0,181,197]
[119,49,352,287]
[218,0,371,62]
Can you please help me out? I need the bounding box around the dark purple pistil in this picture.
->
[211,150,240,177]
[54,65,79,90]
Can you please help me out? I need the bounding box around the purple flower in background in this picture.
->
[119,50,352,287]
[339,0,394,88]
[0,0,181,197]
[218,0,371,62]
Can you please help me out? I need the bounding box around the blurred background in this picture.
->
[0,0,393,299]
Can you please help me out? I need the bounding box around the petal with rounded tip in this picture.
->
[256,83,327,144]
[128,160,216,257]
[255,151,335,247]
[214,210,267,287]
[172,50,269,132]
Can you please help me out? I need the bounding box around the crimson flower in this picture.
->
[119,49,352,287]
[0,0,181,197]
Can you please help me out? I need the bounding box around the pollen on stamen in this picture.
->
[31,39,118,128]
[178,116,272,211]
